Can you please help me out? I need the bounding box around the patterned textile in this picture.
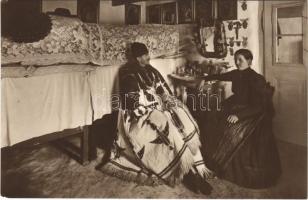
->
[99,63,202,186]
[1,16,180,66]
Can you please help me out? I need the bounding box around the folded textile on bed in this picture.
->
[1,16,180,66]
[1,64,97,78]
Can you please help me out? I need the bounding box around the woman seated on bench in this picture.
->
[199,48,281,188]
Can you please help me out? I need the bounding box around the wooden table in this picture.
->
[168,74,198,103]
[168,74,219,103]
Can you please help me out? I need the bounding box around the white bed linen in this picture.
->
[89,64,121,121]
[1,72,92,147]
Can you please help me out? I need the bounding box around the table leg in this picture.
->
[182,85,188,104]
[173,83,178,97]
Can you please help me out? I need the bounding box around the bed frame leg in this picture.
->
[81,125,90,165]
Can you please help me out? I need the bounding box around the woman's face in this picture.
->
[137,54,150,67]
[235,54,251,70]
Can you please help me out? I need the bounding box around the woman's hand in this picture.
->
[195,164,215,179]
[227,115,239,123]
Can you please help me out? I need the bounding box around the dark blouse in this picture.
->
[203,67,270,120]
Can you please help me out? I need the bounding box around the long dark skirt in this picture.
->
[201,110,281,189]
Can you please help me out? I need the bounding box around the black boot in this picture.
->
[195,173,213,195]
[183,170,199,193]
[183,170,213,195]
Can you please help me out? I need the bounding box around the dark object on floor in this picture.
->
[2,12,52,43]
[89,112,118,160]
[95,150,111,170]
[90,112,118,149]
[183,170,213,195]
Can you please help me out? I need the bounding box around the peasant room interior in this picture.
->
[1,0,307,198]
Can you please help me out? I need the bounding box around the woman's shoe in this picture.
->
[182,170,199,194]
[183,170,213,195]
[195,173,213,195]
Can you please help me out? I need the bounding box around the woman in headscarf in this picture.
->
[101,42,213,194]
[199,49,281,188]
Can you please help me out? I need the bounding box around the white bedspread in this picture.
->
[89,65,121,121]
[1,57,185,147]
[1,72,92,147]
